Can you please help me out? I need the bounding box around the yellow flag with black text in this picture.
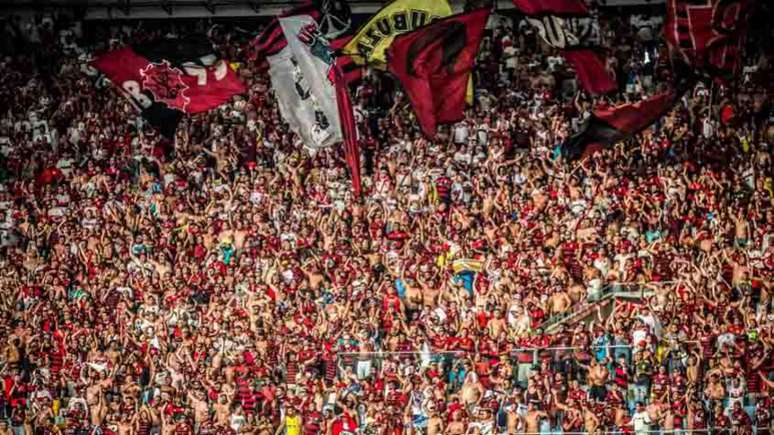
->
[343,0,452,67]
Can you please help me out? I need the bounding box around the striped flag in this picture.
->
[249,2,321,68]
[333,64,361,197]
[664,0,752,80]
[249,0,354,73]
[330,35,363,87]
[250,5,319,58]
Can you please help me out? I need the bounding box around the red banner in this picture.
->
[562,90,679,160]
[665,0,752,78]
[387,9,490,138]
[563,49,617,95]
[511,0,588,16]
[333,65,362,197]
[93,46,244,115]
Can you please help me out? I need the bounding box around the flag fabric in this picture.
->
[515,0,616,95]
[250,2,320,64]
[92,35,245,137]
[316,0,352,39]
[563,49,617,95]
[511,0,587,16]
[452,258,484,274]
[664,0,752,79]
[269,15,342,149]
[330,35,364,87]
[250,0,351,69]
[333,65,362,197]
[267,48,327,147]
[344,0,453,67]
[561,90,678,161]
[387,9,490,138]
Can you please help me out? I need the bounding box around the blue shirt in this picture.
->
[395,278,407,299]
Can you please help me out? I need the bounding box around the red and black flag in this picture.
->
[333,64,362,197]
[511,0,588,15]
[249,0,352,70]
[249,2,321,67]
[561,90,679,161]
[330,35,364,88]
[92,35,245,137]
[513,0,616,95]
[386,8,490,138]
[665,0,753,80]
[563,49,616,95]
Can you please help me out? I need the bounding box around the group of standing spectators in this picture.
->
[0,4,773,435]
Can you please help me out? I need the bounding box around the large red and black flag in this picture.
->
[561,58,698,161]
[513,0,616,95]
[92,35,245,137]
[561,91,679,161]
[665,0,753,80]
[386,8,490,138]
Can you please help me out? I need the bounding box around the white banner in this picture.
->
[274,14,341,149]
[267,47,336,149]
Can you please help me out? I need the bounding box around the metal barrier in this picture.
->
[539,281,676,332]
[335,342,706,387]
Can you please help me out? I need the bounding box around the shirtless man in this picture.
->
[524,401,548,435]
[403,279,423,318]
[733,209,750,248]
[458,372,485,411]
[85,378,103,412]
[89,386,108,427]
[214,395,231,427]
[659,402,675,433]
[506,403,524,435]
[686,350,702,387]
[425,409,444,435]
[487,309,507,338]
[548,287,572,318]
[187,389,210,433]
[703,373,726,402]
[160,411,177,435]
[300,261,324,291]
[446,410,467,435]
[421,284,440,307]
[583,403,601,435]
[585,358,610,402]
[116,413,133,435]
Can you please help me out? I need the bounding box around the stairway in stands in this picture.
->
[540,284,653,334]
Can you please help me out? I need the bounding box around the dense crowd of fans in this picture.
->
[0,5,773,435]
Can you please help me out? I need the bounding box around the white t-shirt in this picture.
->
[453,124,469,144]
[632,411,652,434]
[503,46,518,69]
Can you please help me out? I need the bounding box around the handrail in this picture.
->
[337,341,701,358]
[538,280,675,332]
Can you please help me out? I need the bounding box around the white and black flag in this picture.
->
[526,12,600,49]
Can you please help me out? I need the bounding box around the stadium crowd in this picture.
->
[0,5,773,435]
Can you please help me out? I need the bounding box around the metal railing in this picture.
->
[539,280,677,332]
[335,343,703,387]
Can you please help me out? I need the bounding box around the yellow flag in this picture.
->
[343,0,452,67]
[452,258,483,274]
